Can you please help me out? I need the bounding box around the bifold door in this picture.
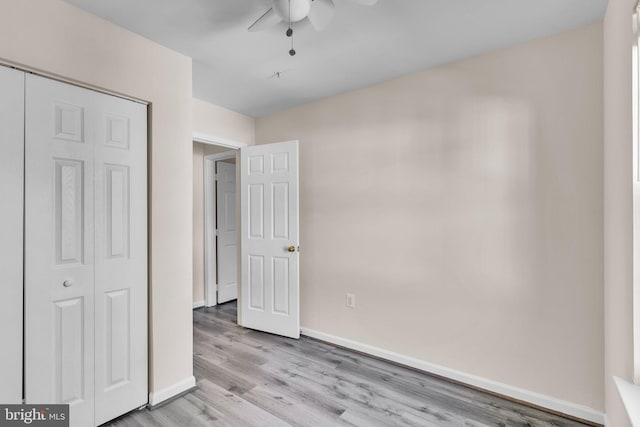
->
[240,141,300,339]
[24,74,148,427]
[0,66,25,404]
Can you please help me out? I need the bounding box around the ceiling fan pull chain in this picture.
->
[288,0,296,56]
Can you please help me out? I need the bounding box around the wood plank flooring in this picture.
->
[106,302,595,427]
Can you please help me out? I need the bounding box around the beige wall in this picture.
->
[193,98,255,144]
[0,0,193,393]
[604,0,635,425]
[257,23,604,411]
[193,142,241,305]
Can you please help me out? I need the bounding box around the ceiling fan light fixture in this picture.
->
[273,0,310,23]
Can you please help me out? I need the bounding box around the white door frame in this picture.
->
[197,132,247,308]
[194,132,247,150]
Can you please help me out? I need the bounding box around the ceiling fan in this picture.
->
[248,0,378,41]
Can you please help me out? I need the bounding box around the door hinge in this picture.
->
[214,174,220,181]
[215,229,219,236]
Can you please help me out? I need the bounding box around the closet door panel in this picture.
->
[25,73,147,427]
[25,74,95,427]
[0,66,24,404]
[94,93,147,425]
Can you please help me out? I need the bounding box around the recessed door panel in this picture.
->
[249,184,264,239]
[105,290,130,390]
[249,255,265,310]
[272,257,290,315]
[55,159,85,265]
[106,165,130,259]
[224,191,236,230]
[271,152,289,173]
[105,115,129,149]
[54,103,84,143]
[272,182,289,240]
[55,298,85,404]
[249,155,264,174]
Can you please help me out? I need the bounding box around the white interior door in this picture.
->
[25,74,96,427]
[204,157,217,307]
[240,141,299,338]
[25,74,147,427]
[217,161,238,303]
[0,65,24,404]
[93,89,148,425]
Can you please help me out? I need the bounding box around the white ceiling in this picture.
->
[64,0,607,117]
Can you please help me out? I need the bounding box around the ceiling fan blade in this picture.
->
[248,8,282,32]
[308,0,335,31]
[348,0,378,5]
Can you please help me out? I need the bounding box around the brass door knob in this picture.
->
[287,246,296,253]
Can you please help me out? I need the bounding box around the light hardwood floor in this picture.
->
[106,302,596,427]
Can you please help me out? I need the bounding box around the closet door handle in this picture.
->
[63,280,73,288]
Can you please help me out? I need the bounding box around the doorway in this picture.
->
[193,134,301,339]
[192,134,245,311]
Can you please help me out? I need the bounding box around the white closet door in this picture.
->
[0,66,24,404]
[25,75,96,427]
[217,161,238,303]
[25,74,148,427]
[94,89,147,425]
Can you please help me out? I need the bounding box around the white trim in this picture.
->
[205,151,236,162]
[192,300,205,309]
[148,376,196,407]
[0,60,149,106]
[633,7,640,386]
[300,328,605,426]
[614,376,640,426]
[193,132,247,149]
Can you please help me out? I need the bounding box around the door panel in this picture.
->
[55,297,85,404]
[94,92,147,425]
[217,162,238,303]
[240,141,299,338]
[25,74,147,427]
[25,74,95,427]
[0,66,24,404]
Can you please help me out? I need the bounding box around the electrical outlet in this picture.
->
[346,293,356,308]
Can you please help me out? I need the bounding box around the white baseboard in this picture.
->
[192,300,205,309]
[300,327,605,426]
[148,376,196,407]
